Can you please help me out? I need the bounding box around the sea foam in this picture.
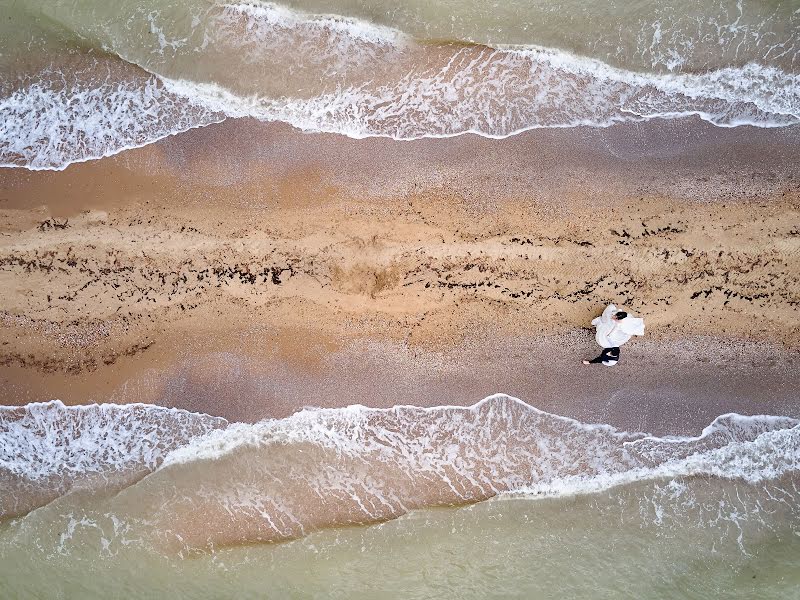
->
[159,48,799,139]
[0,62,223,171]
[0,400,227,481]
[0,2,798,170]
[2,395,798,550]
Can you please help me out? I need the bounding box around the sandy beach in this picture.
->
[1,118,798,434]
[4,1,800,595]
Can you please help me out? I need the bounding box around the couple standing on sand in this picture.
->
[583,304,645,367]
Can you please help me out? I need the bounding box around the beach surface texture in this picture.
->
[1,0,799,597]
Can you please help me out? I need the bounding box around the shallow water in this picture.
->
[2,485,798,599]
[1,0,798,168]
[1,396,799,597]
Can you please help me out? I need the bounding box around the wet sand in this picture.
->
[1,118,798,435]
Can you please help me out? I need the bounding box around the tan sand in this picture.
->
[1,119,798,433]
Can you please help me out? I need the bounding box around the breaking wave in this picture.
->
[0,400,226,518]
[1,395,798,551]
[0,1,798,170]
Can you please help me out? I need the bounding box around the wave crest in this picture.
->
[1,2,798,170]
[3,395,797,550]
[0,400,226,518]
[0,57,224,170]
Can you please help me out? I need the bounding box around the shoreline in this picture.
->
[6,329,799,437]
[1,117,799,435]
[3,3,800,594]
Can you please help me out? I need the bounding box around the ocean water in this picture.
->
[0,0,798,168]
[1,396,799,598]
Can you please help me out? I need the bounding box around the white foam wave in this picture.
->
[3,395,796,497]
[160,394,635,467]
[159,394,800,494]
[0,400,227,481]
[158,47,798,144]
[1,1,798,170]
[101,394,795,547]
[169,1,800,136]
[2,394,798,549]
[513,422,800,499]
[0,62,224,171]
